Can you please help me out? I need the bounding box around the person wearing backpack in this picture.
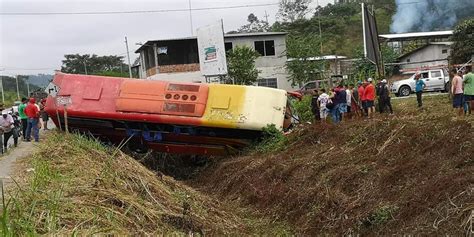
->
[317,89,330,124]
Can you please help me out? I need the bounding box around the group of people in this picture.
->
[451,66,474,116]
[311,78,393,124]
[0,97,49,154]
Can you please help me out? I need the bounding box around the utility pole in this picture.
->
[317,0,323,53]
[264,10,269,23]
[125,36,133,79]
[0,76,4,105]
[83,60,88,75]
[26,78,30,97]
[0,69,4,105]
[188,0,194,35]
[15,75,20,100]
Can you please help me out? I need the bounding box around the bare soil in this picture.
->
[192,96,474,235]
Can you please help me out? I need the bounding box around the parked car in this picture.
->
[391,68,450,97]
[295,77,342,95]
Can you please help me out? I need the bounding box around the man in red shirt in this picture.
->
[364,78,376,118]
[24,98,40,142]
[358,81,366,117]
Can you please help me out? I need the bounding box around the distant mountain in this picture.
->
[27,74,52,88]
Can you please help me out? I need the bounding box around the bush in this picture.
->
[254,124,288,153]
[293,95,313,123]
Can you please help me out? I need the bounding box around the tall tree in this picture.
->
[224,46,260,85]
[285,35,325,86]
[277,0,312,23]
[237,13,270,33]
[450,18,474,64]
[61,54,128,77]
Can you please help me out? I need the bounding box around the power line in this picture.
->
[0,67,57,71]
[0,3,279,16]
[396,0,458,5]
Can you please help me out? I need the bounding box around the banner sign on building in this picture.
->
[204,46,217,61]
[197,20,228,76]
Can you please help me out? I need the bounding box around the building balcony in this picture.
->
[146,63,200,77]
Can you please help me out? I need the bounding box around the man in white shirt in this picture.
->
[317,89,330,123]
[0,110,14,153]
[345,85,352,119]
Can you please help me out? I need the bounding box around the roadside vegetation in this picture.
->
[0,133,291,235]
[193,95,474,235]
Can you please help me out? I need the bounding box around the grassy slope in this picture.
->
[0,133,291,235]
[193,95,474,235]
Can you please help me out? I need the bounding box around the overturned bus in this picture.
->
[45,73,299,155]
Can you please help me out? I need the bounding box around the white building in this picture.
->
[134,32,295,91]
[397,42,452,71]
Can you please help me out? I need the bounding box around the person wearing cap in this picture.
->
[365,78,376,118]
[414,74,426,108]
[380,79,393,114]
[25,98,40,142]
[0,110,14,153]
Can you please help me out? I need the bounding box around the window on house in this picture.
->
[406,58,411,63]
[254,40,275,56]
[225,42,233,52]
[442,49,448,54]
[258,78,278,88]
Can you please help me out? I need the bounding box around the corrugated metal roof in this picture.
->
[379,30,453,40]
[224,32,287,38]
[135,32,287,53]
[287,55,348,62]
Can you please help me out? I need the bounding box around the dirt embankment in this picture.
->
[193,98,474,235]
[1,133,291,235]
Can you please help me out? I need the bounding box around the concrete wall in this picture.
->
[138,34,296,91]
[147,66,295,91]
[224,35,287,68]
[399,44,451,70]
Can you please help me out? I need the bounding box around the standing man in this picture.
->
[365,78,376,118]
[350,84,360,117]
[310,90,320,122]
[317,89,330,124]
[18,97,28,140]
[451,68,464,117]
[415,74,426,108]
[380,79,393,115]
[40,98,49,130]
[333,84,347,123]
[463,66,474,115]
[0,111,14,153]
[376,79,386,113]
[358,81,366,117]
[345,85,352,119]
[25,98,40,142]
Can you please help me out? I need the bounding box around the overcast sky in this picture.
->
[0,0,332,76]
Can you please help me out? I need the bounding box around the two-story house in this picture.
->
[134,32,295,91]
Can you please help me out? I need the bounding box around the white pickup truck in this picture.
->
[391,68,450,97]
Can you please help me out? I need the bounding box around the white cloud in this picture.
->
[0,0,330,76]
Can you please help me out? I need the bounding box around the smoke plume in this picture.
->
[391,0,474,33]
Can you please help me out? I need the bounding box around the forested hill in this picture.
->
[272,1,396,58]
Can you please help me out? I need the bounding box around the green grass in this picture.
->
[0,132,295,235]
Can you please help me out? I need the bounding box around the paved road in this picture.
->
[0,122,53,197]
